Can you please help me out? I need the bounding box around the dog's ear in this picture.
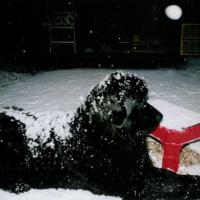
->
[123,95,139,117]
[110,95,139,131]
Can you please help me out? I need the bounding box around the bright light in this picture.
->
[165,5,182,20]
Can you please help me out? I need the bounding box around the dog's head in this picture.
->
[72,71,162,142]
[69,71,163,190]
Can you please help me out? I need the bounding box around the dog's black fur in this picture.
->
[0,71,200,199]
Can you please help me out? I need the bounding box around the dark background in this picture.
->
[0,0,200,70]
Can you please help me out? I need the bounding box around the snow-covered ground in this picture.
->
[0,57,200,199]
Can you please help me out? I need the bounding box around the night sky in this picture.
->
[0,1,50,58]
[0,0,200,65]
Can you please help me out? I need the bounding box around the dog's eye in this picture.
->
[112,110,126,125]
[138,102,146,109]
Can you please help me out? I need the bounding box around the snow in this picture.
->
[0,189,121,200]
[179,164,200,176]
[148,99,200,131]
[3,108,73,155]
[0,57,200,199]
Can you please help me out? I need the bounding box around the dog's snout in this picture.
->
[142,102,163,124]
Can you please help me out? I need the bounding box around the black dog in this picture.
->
[0,71,200,199]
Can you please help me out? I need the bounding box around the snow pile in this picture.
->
[149,99,200,131]
[0,69,115,113]
[0,189,121,200]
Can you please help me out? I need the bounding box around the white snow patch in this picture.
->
[1,108,73,151]
[148,99,200,131]
[148,151,162,168]
[0,189,121,200]
[179,164,200,176]
[188,142,200,155]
